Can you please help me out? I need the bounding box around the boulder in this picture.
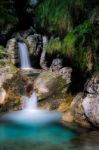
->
[83,94,99,127]
[71,93,91,128]
[82,74,99,127]
[34,68,72,100]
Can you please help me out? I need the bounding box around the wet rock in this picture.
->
[62,111,74,123]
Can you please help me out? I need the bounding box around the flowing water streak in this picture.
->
[18,42,32,69]
[22,92,38,110]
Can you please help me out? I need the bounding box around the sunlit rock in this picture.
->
[0,88,6,104]
[34,69,72,100]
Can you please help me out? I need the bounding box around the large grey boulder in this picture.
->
[83,94,99,127]
[82,74,99,127]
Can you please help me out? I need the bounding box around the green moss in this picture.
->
[51,76,67,99]
[62,32,76,57]
[47,38,61,54]
[0,45,5,58]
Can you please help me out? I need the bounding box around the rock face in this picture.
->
[34,67,72,100]
[26,34,42,56]
[0,60,16,87]
[0,60,16,107]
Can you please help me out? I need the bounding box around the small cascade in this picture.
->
[22,92,38,110]
[18,42,32,69]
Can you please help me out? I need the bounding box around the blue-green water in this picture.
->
[0,123,99,150]
[0,122,77,150]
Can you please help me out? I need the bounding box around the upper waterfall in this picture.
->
[18,42,32,69]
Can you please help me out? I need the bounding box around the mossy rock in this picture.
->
[34,71,70,100]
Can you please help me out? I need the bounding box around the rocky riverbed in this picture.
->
[0,56,99,129]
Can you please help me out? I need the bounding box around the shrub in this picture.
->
[62,22,98,72]
[35,0,93,36]
[0,46,5,58]
[47,38,61,54]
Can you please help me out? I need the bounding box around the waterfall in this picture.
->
[18,42,32,69]
[1,91,62,124]
[22,92,38,110]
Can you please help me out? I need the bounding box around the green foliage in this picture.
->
[62,32,76,57]
[35,0,93,36]
[0,0,18,31]
[45,21,98,73]
[0,46,5,58]
[62,22,98,72]
[47,38,61,54]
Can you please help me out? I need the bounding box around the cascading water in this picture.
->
[18,42,32,69]
[22,92,38,110]
[1,92,62,124]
